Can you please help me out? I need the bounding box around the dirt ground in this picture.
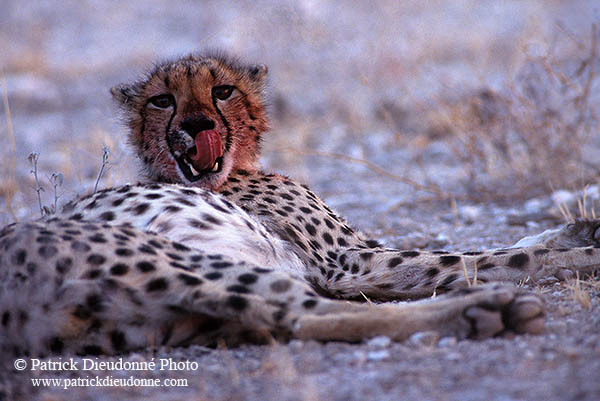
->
[1,1,600,400]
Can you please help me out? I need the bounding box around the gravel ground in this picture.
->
[1,1,599,400]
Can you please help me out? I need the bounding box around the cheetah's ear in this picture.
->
[248,64,268,85]
[110,83,141,109]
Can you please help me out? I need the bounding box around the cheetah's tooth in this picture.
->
[189,164,200,176]
[182,158,201,176]
[212,161,220,172]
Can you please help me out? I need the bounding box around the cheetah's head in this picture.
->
[111,52,269,189]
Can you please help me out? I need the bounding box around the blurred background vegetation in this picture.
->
[0,0,598,226]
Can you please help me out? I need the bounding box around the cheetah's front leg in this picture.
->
[294,284,544,342]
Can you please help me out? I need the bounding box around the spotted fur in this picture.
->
[1,52,599,356]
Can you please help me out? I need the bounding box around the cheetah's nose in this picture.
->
[181,115,215,139]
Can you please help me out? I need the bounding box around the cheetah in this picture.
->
[1,52,600,357]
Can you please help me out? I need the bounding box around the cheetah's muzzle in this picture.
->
[177,129,224,181]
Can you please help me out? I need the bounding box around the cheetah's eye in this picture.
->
[212,85,235,101]
[149,95,174,108]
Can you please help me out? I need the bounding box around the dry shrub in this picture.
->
[438,26,599,201]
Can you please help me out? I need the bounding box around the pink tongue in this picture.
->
[187,130,223,171]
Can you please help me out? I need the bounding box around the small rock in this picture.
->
[585,185,600,200]
[459,205,482,224]
[524,197,546,213]
[538,277,559,286]
[409,331,439,347]
[435,232,449,243]
[366,336,391,348]
[428,233,449,248]
[551,190,576,207]
[438,337,457,348]
[366,350,390,361]
[555,269,574,281]
[565,318,578,326]
[352,350,366,362]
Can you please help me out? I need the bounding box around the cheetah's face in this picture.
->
[111,53,269,189]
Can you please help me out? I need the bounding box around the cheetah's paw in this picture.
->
[460,284,544,339]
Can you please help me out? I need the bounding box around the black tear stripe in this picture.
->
[164,99,178,158]
[139,108,147,151]
[211,89,245,153]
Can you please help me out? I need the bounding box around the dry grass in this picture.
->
[93,146,111,194]
[555,184,599,223]
[430,26,599,201]
[565,272,599,309]
[576,186,598,220]
[0,72,18,221]
[359,291,374,305]
[267,25,600,205]
[460,258,472,287]
[27,152,44,217]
